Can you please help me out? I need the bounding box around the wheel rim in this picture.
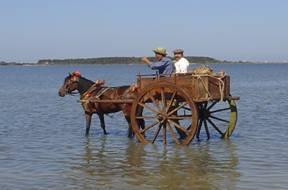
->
[131,83,198,145]
[196,99,237,140]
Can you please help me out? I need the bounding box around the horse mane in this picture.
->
[75,75,96,96]
[79,76,95,85]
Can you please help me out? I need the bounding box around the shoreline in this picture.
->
[1,56,287,66]
[2,62,288,67]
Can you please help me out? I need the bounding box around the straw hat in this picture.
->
[153,47,167,56]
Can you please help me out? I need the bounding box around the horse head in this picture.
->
[58,71,81,97]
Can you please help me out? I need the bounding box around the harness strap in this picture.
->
[95,87,111,99]
[81,84,96,99]
[81,83,106,99]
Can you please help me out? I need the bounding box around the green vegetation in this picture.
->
[2,56,288,66]
[3,56,277,66]
[36,56,220,65]
[0,61,28,66]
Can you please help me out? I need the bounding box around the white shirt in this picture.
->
[174,57,190,73]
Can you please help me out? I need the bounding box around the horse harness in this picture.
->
[94,87,111,99]
[80,82,112,101]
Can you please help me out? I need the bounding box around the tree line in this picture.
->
[37,56,220,65]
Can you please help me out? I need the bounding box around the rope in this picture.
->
[217,76,225,101]
[195,75,212,101]
[192,74,226,101]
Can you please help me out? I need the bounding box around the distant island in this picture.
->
[0,56,286,66]
[0,56,220,66]
[36,56,222,65]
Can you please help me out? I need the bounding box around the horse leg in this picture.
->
[124,116,134,138]
[175,124,187,139]
[124,114,145,138]
[85,113,92,136]
[138,119,145,130]
[98,113,108,135]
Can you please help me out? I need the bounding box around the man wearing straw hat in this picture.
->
[141,47,174,74]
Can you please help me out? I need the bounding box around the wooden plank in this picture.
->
[136,74,238,102]
[78,99,134,103]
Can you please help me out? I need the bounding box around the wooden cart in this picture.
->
[129,73,239,145]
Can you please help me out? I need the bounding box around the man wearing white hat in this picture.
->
[141,47,174,75]
[173,49,190,74]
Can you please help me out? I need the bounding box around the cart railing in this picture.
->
[136,73,233,102]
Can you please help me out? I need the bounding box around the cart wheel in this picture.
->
[196,98,237,140]
[131,83,198,145]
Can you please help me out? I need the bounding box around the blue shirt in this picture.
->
[148,57,174,74]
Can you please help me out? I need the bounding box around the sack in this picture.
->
[191,65,213,75]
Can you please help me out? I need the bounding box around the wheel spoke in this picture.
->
[167,103,188,116]
[168,119,188,136]
[136,115,156,119]
[210,115,229,123]
[167,122,180,144]
[182,106,191,111]
[162,125,167,144]
[165,91,177,112]
[140,120,160,134]
[203,102,208,109]
[160,88,166,110]
[210,107,231,114]
[204,119,210,139]
[152,123,162,143]
[168,115,192,120]
[198,103,203,110]
[147,93,161,110]
[207,118,224,136]
[138,102,160,114]
[196,119,203,139]
[207,101,217,110]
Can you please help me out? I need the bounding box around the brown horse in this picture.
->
[58,71,142,137]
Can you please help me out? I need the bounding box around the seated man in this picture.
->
[173,49,190,73]
[141,47,174,74]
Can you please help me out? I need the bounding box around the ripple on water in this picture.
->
[0,64,288,189]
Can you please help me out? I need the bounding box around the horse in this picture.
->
[58,71,142,137]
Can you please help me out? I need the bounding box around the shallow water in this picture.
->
[0,63,288,189]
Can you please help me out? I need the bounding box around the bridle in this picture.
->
[63,74,80,96]
[61,72,106,98]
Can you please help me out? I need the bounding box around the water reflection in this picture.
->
[1,64,288,189]
[65,137,240,189]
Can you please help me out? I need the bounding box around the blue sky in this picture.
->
[0,0,287,62]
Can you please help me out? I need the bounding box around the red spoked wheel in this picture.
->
[130,83,198,145]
